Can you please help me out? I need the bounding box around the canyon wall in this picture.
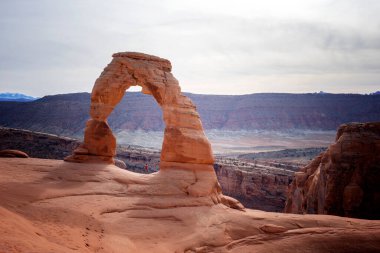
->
[0,127,79,159]
[214,162,293,212]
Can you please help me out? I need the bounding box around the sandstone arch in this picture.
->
[65,52,215,173]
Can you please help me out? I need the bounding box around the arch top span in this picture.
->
[65,52,214,172]
[112,52,172,71]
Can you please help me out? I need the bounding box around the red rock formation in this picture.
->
[0,149,29,158]
[285,122,380,219]
[64,52,233,201]
[65,52,213,166]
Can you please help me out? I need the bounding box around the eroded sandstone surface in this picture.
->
[1,158,380,253]
[1,127,294,211]
[285,122,380,219]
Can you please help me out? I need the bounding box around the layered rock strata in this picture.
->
[285,122,380,219]
[215,162,293,212]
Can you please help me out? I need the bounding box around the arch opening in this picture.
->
[65,52,214,172]
[109,91,164,150]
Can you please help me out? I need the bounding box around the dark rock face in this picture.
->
[0,127,80,159]
[0,127,159,172]
[214,161,294,212]
[285,122,380,219]
[116,146,160,173]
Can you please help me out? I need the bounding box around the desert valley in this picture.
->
[1,52,380,252]
[1,1,380,252]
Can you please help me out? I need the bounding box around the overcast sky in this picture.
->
[0,0,379,96]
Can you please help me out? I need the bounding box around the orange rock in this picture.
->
[0,149,29,158]
[2,158,380,253]
[285,122,380,219]
[65,52,222,198]
[65,52,213,168]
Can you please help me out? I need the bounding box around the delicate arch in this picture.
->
[65,52,214,171]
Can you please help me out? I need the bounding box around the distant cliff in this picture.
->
[214,160,294,212]
[0,92,379,136]
[0,127,79,159]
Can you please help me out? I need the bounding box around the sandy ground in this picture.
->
[1,158,379,253]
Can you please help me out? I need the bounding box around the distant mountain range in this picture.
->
[0,92,379,137]
[0,93,37,102]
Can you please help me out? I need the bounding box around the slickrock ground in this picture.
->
[0,127,295,211]
[1,158,380,253]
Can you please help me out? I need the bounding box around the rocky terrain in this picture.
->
[239,147,327,161]
[1,157,380,253]
[1,92,379,137]
[0,127,80,159]
[1,51,379,252]
[238,147,327,170]
[1,127,296,211]
[0,127,159,173]
[214,159,293,212]
[285,122,380,219]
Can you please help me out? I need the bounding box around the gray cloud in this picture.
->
[0,0,379,96]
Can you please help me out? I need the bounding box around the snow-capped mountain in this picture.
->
[0,93,37,102]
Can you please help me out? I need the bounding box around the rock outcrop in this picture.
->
[214,162,293,212]
[65,52,234,202]
[0,149,29,158]
[65,52,213,166]
[285,122,380,219]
